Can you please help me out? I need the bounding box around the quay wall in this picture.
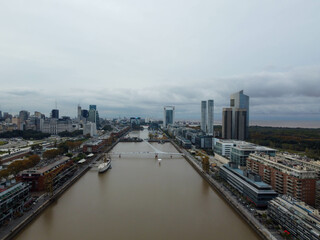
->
[2,139,121,240]
[170,140,276,240]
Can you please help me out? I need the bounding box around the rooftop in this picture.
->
[224,163,273,189]
[22,156,70,174]
[234,143,275,151]
[215,139,276,152]
[85,139,103,146]
[249,153,318,178]
[271,195,320,233]
[0,182,28,201]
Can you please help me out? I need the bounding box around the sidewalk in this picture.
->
[0,164,90,240]
[175,144,280,240]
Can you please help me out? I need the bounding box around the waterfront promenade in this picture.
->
[171,141,279,240]
[0,139,120,240]
[0,161,91,240]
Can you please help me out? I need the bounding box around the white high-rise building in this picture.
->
[77,105,81,121]
[201,101,207,132]
[207,100,214,135]
[201,100,214,136]
[83,122,97,137]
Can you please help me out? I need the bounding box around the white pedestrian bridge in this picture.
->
[110,140,184,158]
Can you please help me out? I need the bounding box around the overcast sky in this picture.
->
[0,0,320,122]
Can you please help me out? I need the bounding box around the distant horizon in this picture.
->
[1,106,320,129]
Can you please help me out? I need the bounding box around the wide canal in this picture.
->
[15,130,259,240]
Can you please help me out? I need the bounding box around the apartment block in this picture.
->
[220,163,277,208]
[0,182,31,225]
[268,195,320,240]
[247,153,317,207]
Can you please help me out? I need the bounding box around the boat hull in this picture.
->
[98,161,111,173]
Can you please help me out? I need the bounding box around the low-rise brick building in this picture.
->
[18,157,74,191]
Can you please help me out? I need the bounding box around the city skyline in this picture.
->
[0,1,320,121]
[1,1,320,239]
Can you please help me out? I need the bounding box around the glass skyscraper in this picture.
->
[163,106,175,128]
[223,90,249,140]
[201,100,214,136]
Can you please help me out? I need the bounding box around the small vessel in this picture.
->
[98,154,111,173]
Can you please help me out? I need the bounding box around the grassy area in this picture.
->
[0,141,8,146]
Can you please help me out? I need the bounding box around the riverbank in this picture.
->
[0,139,120,240]
[170,140,278,240]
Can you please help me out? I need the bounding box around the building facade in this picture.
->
[18,157,75,191]
[220,163,277,208]
[83,122,97,137]
[163,106,175,128]
[0,182,31,225]
[51,109,59,119]
[234,108,247,140]
[247,153,318,207]
[231,143,276,167]
[207,100,214,135]
[83,139,106,153]
[214,139,276,166]
[222,108,232,139]
[201,101,207,132]
[222,90,249,140]
[201,100,214,135]
[88,105,99,127]
[268,195,320,240]
[214,139,237,158]
[77,105,81,121]
[40,118,75,135]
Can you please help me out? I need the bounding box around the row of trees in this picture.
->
[42,140,84,160]
[0,155,40,179]
[0,130,50,140]
[58,130,83,137]
[248,126,320,160]
[0,138,85,179]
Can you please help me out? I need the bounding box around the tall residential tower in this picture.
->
[88,105,99,128]
[77,105,82,121]
[222,90,249,140]
[207,100,214,135]
[200,100,214,136]
[201,101,207,132]
[163,106,175,128]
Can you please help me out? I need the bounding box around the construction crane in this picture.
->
[196,150,210,173]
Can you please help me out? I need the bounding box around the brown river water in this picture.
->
[15,130,259,240]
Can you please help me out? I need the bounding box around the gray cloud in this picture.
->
[1,65,319,121]
[0,0,319,122]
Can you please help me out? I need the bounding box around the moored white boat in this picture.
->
[98,155,111,173]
